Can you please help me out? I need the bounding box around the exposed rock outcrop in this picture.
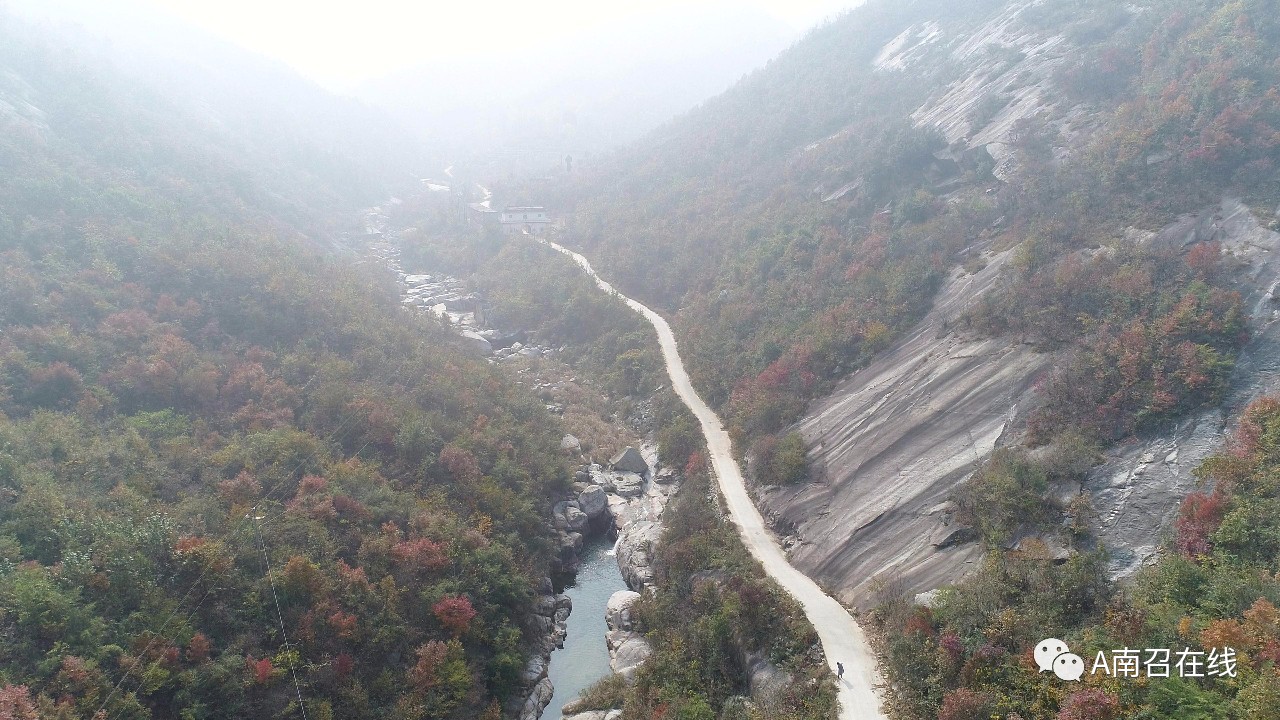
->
[760,199,1280,611]
[1086,199,1280,576]
[605,590,651,681]
[756,245,1046,610]
[510,587,572,720]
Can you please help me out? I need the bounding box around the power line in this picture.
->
[255,515,309,720]
[95,338,426,719]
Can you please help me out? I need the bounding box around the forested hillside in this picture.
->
[0,14,565,720]
[528,0,1280,471]
[495,0,1280,718]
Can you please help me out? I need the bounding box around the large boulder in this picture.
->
[606,590,642,631]
[609,447,649,475]
[578,485,608,518]
[606,593,653,679]
[743,649,792,702]
[561,434,583,454]
[517,676,553,720]
[611,472,644,498]
[565,506,590,532]
[608,633,652,679]
[457,330,492,355]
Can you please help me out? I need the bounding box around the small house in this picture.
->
[499,206,551,235]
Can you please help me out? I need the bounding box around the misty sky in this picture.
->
[136,0,862,90]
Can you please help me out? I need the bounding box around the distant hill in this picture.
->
[7,0,437,229]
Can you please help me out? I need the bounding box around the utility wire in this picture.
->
[255,514,310,720]
[96,340,424,719]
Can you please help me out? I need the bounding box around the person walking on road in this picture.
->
[836,662,844,680]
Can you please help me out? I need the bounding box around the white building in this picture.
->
[499,206,551,235]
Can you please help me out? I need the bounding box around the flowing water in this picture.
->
[545,538,628,717]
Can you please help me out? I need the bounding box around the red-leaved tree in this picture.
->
[432,596,477,636]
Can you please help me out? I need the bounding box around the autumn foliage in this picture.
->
[432,596,477,636]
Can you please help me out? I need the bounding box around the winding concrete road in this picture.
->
[534,237,887,720]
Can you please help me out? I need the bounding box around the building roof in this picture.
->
[503,206,545,212]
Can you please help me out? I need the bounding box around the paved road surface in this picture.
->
[534,237,888,720]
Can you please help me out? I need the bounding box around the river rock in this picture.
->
[606,628,652,682]
[535,595,558,617]
[563,713,610,720]
[606,590,641,631]
[561,531,585,554]
[565,506,590,532]
[578,485,608,518]
[610,447,649,475]
[517,676,554,720]
[611,472,644,498]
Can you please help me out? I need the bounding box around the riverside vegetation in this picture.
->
[397,200,840,719]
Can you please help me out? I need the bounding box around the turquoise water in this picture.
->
[546,537,628,716]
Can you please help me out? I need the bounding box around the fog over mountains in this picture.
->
[356,3,796,174]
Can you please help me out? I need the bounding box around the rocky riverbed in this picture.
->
[519,445,680,720]
[354,209,678,720]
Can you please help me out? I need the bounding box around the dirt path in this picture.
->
[534,237,887,720]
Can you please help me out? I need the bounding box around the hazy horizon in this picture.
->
[9,0,863,93]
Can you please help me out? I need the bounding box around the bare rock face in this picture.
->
[757,246,1050,610]
[1086,199,1280,577]
[901,2,1075,183]
[762,199,1280,611]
